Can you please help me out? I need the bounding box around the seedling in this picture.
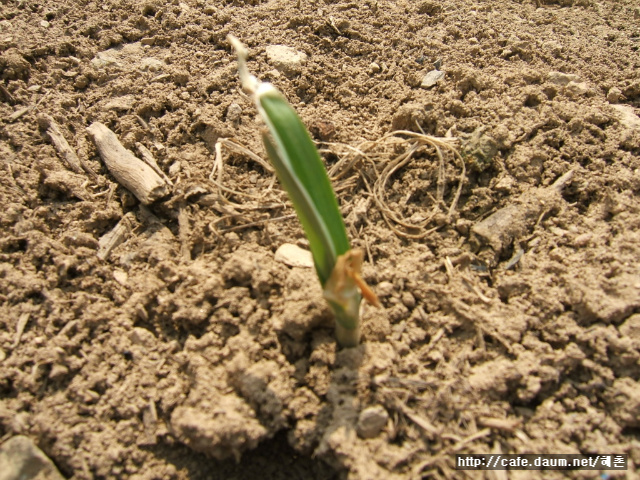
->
[228,36,379,347]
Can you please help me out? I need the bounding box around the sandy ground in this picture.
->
[1,0,640,478]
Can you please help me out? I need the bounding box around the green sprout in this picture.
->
[228,35,379,347]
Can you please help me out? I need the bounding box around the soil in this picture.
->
[1,0,640,479]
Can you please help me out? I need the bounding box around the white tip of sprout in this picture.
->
[255,81,278,98]
[227,35,259,95]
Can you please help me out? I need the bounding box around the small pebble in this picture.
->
[573,233,592,248]
[494,175,515,192]
[611,104,640,130]
[224,231,240,248]
[40,20,50,28]
[266,45,308,76]
[565,81,590,97]
[73,75,89,89]
[357,405,389,439]
[274,243,313,268]
[455,218,472,235]
[549,249,565,262]
[0,436,65,480]
[369,62,381,74]
[11,413,29,434]
[376,281,394,298]
[129,327,157,347]
[113,269,128,285]
[401,291,416,309]
[169,161,181,176]
[528,237,541,248]
[547,71,580,86]
[421,69,445,88]
[140,57,163,72]
[226,102,243,122]
[49,364,69,380]
[607,87,622,104]
[83,390,100,403]
[549,226,568,237]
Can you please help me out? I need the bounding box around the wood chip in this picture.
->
[86,122,171,205]
[97,212,137,260]
[13,313,30,348]
[136,142,173,186]
[478,416,522,432]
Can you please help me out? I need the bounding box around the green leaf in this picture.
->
[259,89,350,285]
[228,35,377,347]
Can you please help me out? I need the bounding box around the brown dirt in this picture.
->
[1,0,640,479]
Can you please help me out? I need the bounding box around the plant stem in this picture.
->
[335,322,361,349]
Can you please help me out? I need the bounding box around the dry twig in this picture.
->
[323,130,466,239]
[210,137,276,206]
[414,428,492,475]
[13,313,30,348]
[38,114,99,182]
[136,142,173,186]
[87,122,171,205]
[177,202,191,261]
[208,130,465,240]
[97,212,137,261]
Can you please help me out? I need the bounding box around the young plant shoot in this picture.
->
[228,35,380,347]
